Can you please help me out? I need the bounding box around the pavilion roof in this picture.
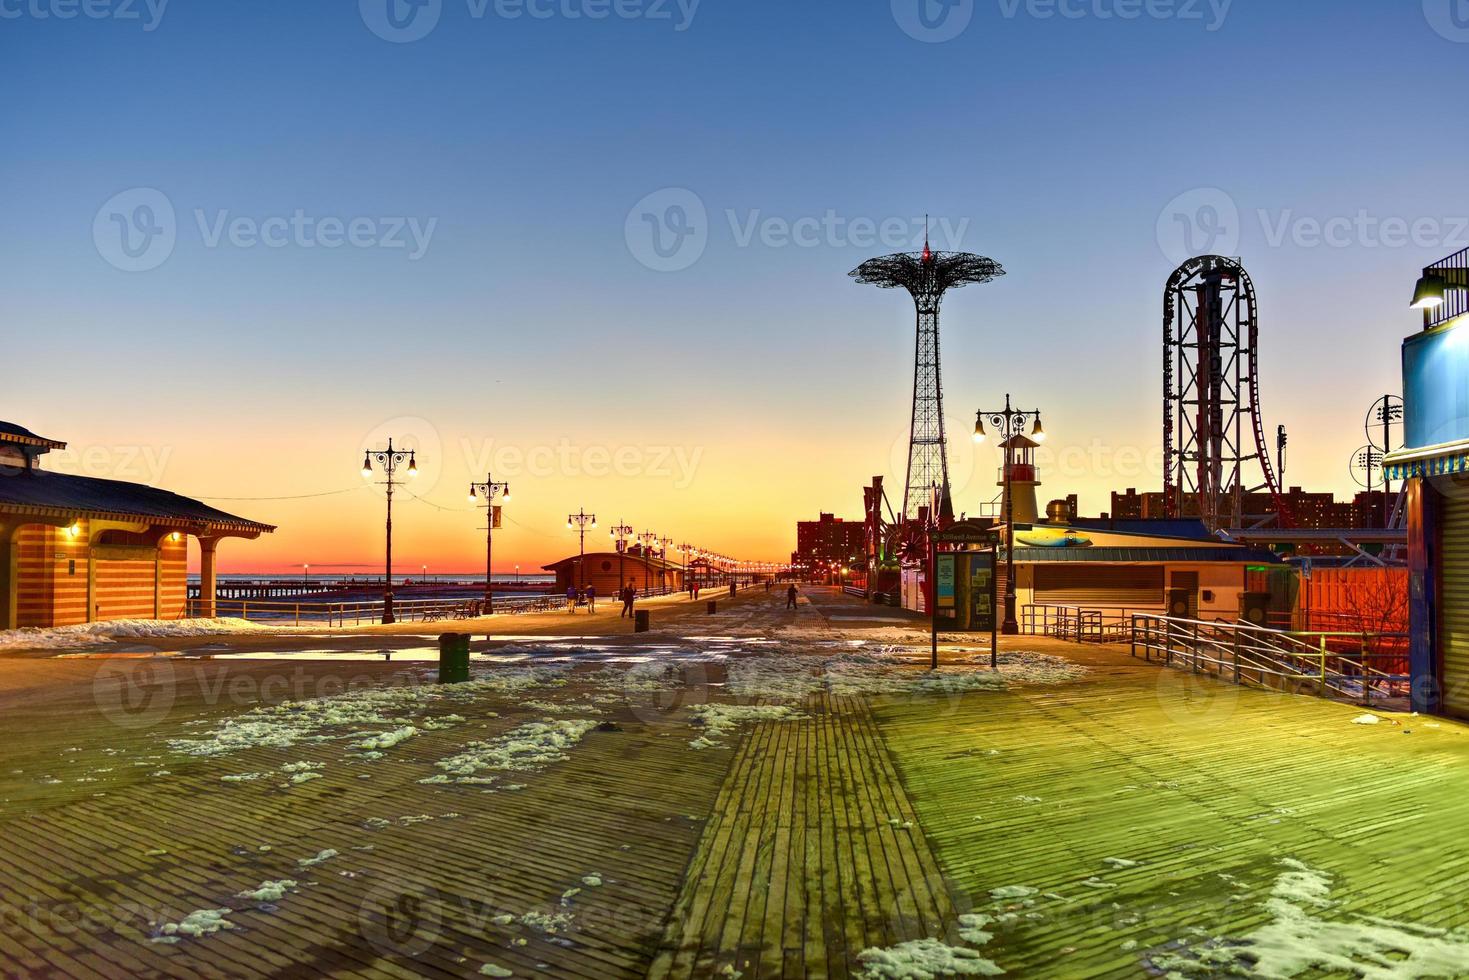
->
[0,468,274,536]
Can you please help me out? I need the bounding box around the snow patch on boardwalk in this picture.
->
[1156,858,1469,978]
[0,617,285,651]
[857,938,1003,978]
[726,649,1084,703]
[168,668,566,758]
[422,719,599,786]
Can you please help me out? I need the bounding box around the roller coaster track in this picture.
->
[1163,256,1293,529]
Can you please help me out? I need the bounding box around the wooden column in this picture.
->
[1407,478,1440,716]
[0,525,16,631]
[199,537,219,618]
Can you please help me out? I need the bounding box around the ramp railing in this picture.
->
[1129,613,1410,706]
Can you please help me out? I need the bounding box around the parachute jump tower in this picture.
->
[851,234,1005,523]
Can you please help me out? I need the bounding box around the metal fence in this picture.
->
[1129,613,1411,706]
[185,585,691,627]
[1022,604,1159,642]
[185,595,569,626]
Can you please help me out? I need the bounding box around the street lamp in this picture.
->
[361,438,417,625]
[655,536,674,593]
[975,394,1045,635]
[568,509,597,593]
[678,542,697,593]
[469,474,511,610]
[638,531,659,593]
[609,522,634,599]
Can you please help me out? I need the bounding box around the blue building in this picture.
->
[1385,249,1469,719]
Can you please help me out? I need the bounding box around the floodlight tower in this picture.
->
[851,232,1005,522]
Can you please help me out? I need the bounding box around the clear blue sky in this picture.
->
[2,0,1465,568]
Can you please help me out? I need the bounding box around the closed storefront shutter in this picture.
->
[1033,565,1165,607]
[1441,497,1469,718]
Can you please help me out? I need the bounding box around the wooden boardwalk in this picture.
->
[877,648,1469,977]
[648,694,953,980]
[0,662,731,979]
[3,590,1469,978]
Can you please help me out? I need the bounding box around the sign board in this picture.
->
[932,550,998,633]
[965,551,997,634]
[935,554,957,612]
[934,520,1001,546]
[492,505,503,529]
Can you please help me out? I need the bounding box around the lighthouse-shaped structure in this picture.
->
[998,433,1042,526]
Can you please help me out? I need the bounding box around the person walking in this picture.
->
[567,584,578,614]
[586,584,598,613]
[621,581,636,618]
[786,584,798,610]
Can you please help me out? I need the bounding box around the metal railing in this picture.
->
[1424,246,1469,330]
[1022,604,1159,642]
[185,585,693,627]
[185,594,572,626]
[1129,613,1411,706]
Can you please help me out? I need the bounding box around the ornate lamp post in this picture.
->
[567,509,597,592]
[468,474,511,611]
[974,394,1045,635]
[655,536,674,593]
[678,542,697,593]
[638,531,659,593]
[609,522,634,598]
[361,438,418,625]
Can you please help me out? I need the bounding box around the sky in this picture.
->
[3,0,1466,574]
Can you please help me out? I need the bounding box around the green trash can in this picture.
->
[438,632,470,684]
[634,609,650,633]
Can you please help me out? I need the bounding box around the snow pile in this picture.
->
[1158,858,1469,978]
[0,617,283,651]
[723,649,1084,704]
[480,965,514,978]
[857,938,1003,978]
[165,673,552,758]
[519,909,573,934]
[957,913,993,945]
[423,719,598,785]
[296,848,338,869]
[687,704,803,749]
[355,726,417,751]
[1352,714,1382,726]
[153,908,234,942]
[237,879,297,902]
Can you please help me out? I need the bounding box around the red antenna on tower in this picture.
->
[921,214,932,263]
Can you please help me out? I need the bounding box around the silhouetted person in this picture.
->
[586,584,597,613]
[786,584,798,610]
[567,585,578,613]
[621,582,636,618]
